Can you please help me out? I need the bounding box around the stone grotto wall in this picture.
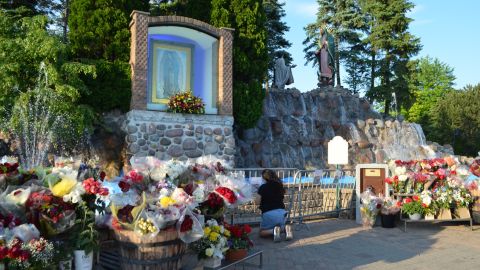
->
[124,110,235,164]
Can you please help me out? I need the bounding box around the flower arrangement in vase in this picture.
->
[359,189,382,227]
[401,196,425,220]
[167,91,205,114]
[191,219,230,267]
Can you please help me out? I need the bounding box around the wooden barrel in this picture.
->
[114,228,186,270]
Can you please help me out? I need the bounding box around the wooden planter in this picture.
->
[436,208,452,220]
[114,228,186,270]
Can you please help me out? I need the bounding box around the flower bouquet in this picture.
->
[359,189,382,228]
[0,237,55,270]
[190,219,229,267]
[167,91,205,114]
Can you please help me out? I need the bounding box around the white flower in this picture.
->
[62,182,85,204]
[395,166,407,176]
[192,186,205,202]
[0,156,17,164]
[420,191,432,206]
[205,248,214,257]
[398,175,408,182]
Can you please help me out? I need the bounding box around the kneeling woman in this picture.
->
[257,169,293,241]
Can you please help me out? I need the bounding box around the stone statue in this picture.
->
[273,57,294,90]
[315,27,335,87]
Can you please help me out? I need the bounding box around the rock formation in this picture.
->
[234,87,454,169]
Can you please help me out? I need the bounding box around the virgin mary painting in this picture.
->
[150,41,192,104]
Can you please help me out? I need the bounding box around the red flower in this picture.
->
[404,197,412,204]
[215,187,237,204]
[180,215,193,233]
[126,170,143,183]
[384,177,393,185]
[0,246,8,260]
[7,245,21,259]
[412,195,419,202]
[20,250,30,261]
[396,201,403,207]
[243,224,252,234]
[83,178,109,196]
[118,181,131,192]
[376,203,382,209]
[100,171,106,180]
[421,203,427,208]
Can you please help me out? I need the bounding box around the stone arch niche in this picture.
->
[125,11,236,163]
[129,11,233,115]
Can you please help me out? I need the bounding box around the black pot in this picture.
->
[381,214,396,228]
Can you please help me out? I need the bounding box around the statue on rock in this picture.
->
[315,27,335,87]
[273,56,294,90]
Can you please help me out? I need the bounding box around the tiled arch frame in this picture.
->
[129,11,234,115]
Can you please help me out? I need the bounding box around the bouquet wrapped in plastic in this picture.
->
[360,189,382,227]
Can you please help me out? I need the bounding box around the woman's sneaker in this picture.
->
[285,224,293,241]
[273,226,281,242]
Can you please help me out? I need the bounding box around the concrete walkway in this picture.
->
[245,219,480,270]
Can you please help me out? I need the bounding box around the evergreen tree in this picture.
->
[68,0,149,112]
[264,0,292,87]
[304,0,364,86]
[211,0,268,129]
[68,0,149,61]
[360,0,421,116]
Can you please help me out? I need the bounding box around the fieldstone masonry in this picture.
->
[124,110,235,163]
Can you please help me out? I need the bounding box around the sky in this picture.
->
[283,0,480,92]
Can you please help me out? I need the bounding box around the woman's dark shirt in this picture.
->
[258,181,285,213]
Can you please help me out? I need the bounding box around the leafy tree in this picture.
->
[360,0,421,115]
[0,12,96,148]
[432,84,480,156]
[263,0,292,87]
[405,56,455,134]
[304,0,364,86]
[211,0,268,129]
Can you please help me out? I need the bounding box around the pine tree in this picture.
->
[360,0,421,116]
[304,0,364,86]
[264,0,292,87]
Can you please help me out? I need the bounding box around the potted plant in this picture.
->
[72,177,108,270]
[167,91,205,114]
[191,219,229,268]
[401,195,425,220]
[224,224,253,261]
[380,197,401,228]
[72,200,98,270]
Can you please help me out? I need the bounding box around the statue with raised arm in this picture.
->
[315,27,335,87]
[273,56,294,90]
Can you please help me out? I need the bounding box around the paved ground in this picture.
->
[243,218,480,270]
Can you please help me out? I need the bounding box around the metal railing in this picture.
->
[227,168,356,225]
[226,168,298,224]
[293,169,356,224]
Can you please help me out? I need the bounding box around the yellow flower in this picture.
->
[205,248,214,257]
[51,177,77,197]
[159,196,176,208]
[224,229,230,237]
[212,225,220,232]
[204,227,211,235]
[209,232,219,242]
